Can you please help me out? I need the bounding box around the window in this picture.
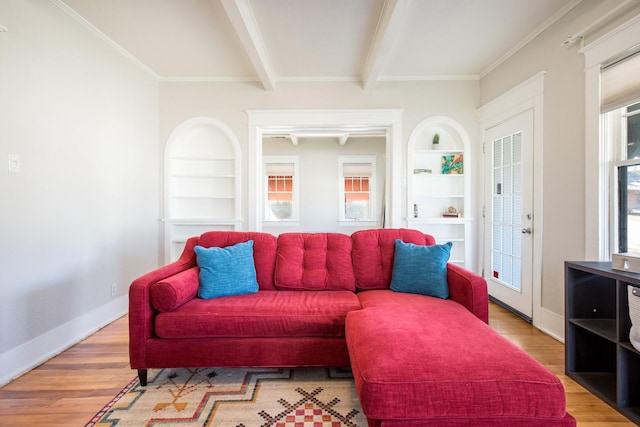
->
[599,45,640,257]
[605,102,640,255]
[338,156,376,223]
[344,176,370,219]
[617,162,640,254]
[264,157,298,222]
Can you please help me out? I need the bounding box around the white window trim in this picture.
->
[604,109,624,253]
[263,155,300,226]
[581,13,640,260]
[338,155,377,226]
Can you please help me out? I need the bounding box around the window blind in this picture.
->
[601,51,640,113]
[343,163,372,176]
[265,163,294,175]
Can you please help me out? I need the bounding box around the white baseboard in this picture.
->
[0,295,128,387]
[537,307,565,343]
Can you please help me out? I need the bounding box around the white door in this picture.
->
[484,109,534,319]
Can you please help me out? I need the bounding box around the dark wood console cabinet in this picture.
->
[565,261,640,424]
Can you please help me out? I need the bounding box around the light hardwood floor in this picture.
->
[0,302,635,426]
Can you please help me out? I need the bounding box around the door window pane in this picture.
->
[491,131,523,291]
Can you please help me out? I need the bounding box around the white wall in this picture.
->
[263,136,386,234]
[479,0,640,327]
[0,1,159,385]
[159,80,480,260]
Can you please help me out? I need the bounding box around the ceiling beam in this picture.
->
[362,0,412,90]
[221,0,276,91]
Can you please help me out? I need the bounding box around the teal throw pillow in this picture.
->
[390,240,452,299]
[194,240,259,299]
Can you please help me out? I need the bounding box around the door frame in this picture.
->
[483,109,534,320]
[478,72,547,333]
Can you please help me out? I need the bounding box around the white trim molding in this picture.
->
[478,72,547,335]
[539,307,566,343]
[50,0,159,80]
[0,295,128,387]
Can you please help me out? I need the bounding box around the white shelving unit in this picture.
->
[164,119,242,262]
[407,117,472,268]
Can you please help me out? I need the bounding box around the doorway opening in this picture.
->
[478,72,545,331]
[247,109,403,231]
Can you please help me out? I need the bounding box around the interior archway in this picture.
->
[163,117,241,261]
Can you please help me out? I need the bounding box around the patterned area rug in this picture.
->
[86,367,367,427]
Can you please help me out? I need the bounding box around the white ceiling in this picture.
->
[56,0,581,90]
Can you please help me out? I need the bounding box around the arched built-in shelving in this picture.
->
[407,116,472,268]
[164,117,241,262]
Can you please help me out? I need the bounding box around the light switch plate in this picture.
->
[8,154,21,174]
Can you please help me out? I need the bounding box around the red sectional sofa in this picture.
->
[129,228,575,426]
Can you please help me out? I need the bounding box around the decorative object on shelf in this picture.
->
[629,286,640,352]
[612,253,640,273]
[442,154,463,174]
[413,168,432,174]
[432,132,440,149]
[442,206,461,218]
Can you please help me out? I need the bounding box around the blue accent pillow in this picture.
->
[194,240,259,299]
[390,240,452,299]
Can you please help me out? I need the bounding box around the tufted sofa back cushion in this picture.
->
[275,233,355,291]
[351,228,435,291]
[197,231,278,290]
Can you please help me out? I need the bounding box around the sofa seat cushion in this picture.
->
[357,289,450,309]
[155,290,361,339]
[346,302,568,421]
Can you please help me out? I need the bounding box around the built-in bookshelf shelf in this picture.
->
[407,118,472,269]
[565,261,640,425]
[164,118,242,263]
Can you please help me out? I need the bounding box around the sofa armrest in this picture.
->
[150,267,199,312]
[128,236,198,369]
[447,263,489,323]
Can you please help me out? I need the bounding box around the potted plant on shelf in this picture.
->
[432,132,440,149]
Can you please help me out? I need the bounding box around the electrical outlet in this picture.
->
[111,283,117,297]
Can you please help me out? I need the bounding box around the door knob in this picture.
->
[521,227,532,235]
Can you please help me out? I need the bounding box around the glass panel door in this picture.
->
[491,132,522,291]
[484,109,534,319]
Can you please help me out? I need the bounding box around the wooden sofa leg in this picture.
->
[138,369,148,386]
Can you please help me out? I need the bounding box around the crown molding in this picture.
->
[50,0,159,80]
[378,75,480,82]
[480,0,583,78]
[159,76,259,83]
